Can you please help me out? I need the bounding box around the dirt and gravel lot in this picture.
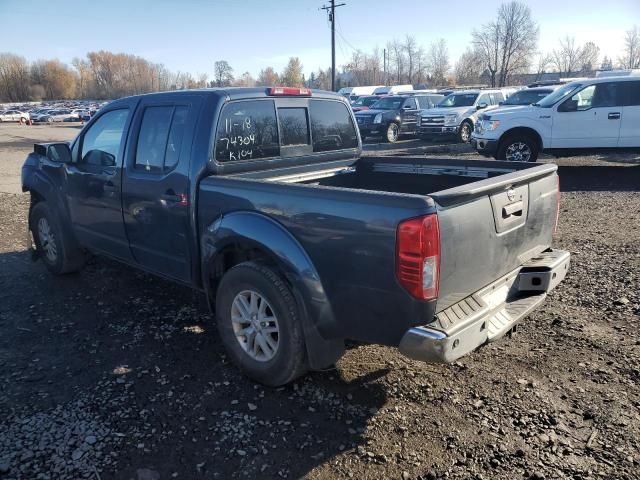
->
[0,124,638,480]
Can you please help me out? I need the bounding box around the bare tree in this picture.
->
[0,53,31,102]
[619,25,640,69]
[387,39,406,84]
[213,60,234,87]
[533,52,552,81]
[473,1,538,87]
[404,35,420,84]
[552,37,599,74]
[427,39,450,86]
[455,48,484,85]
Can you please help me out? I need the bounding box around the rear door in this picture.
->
[121,97,198,282]
[618,80,640,147]
[551,82,622,148]
[400,97,419,133]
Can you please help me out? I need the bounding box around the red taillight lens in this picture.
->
[554,175,560,235]
[267,87,312,96]
[396,214,440,300]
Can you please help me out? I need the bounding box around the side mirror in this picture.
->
[84,149,116,167]
[402,105,413,110]
[559,99,578,112]
[476,103,488,110]
[498,101,504,106]
[46,143,72,163]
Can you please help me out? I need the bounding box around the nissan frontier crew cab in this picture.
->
[22,87,570,386]
[472,75,640,162]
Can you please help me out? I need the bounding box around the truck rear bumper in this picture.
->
[398,249,570,363]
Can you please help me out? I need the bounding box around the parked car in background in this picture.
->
[39,109,79,123]
[0,109,30,123]
[471,75,640,161]
[373,85,414,95]
[354,94,444,142]
[416,89,505,143]
[497,86,558,108]
[350,95,383,112]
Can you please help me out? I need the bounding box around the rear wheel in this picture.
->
[216,262,308,386]
[458,121,473,143]
[497,135,539,162]
[386,122,400,143]
[30,202,84,275]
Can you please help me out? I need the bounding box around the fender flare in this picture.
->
[201,211,344,369]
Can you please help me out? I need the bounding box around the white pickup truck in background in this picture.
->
[471,75,640,162]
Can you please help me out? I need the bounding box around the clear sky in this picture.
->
[1,0,638,78]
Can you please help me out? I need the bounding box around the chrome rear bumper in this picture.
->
[398,249,570,363]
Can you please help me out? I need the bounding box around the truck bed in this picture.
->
[199,156,559,346]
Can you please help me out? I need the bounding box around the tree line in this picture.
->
[1,1,638,102]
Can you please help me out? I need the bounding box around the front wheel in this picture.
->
[458,121,473,143]
[216,262,308,386]
[30,202,84,275]
[497,135,539,162]
[386,122,400,143]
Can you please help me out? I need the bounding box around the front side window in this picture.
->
[591,82,621,108]
[215,100,279,162]
[80,109,129,166]
[403,98,417,109]
[309,100,358,152]
[477,94,491,106]
[560,85,595,111]
[278,108,310,146]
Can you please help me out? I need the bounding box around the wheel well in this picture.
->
[208,242,282,302]
[500,127,542,151]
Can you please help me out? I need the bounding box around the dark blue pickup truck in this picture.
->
[21,87,570,386]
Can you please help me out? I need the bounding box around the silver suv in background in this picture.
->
[416,89,506,142]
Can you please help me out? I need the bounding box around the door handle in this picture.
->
[103,181,116,193]
[608,112,621,120]
[161,193,182,202]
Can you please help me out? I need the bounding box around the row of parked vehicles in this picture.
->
[0,101,108,124]
[343,70,639,160]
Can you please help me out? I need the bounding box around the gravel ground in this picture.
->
[0,127,639,480]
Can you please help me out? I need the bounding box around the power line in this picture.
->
[320,0,346,91]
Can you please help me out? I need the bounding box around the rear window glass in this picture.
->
[309,100,358,152]
[216,100,279,162]
[278,108,310,146]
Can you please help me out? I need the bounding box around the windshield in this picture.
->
[369,97,403,110]
[536,83,581,107]
[437,93,478,108]
[503,90,553,105]
[352,96,376,107]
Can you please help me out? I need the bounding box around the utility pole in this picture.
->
[321,0,346,91]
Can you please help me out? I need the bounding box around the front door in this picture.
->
[66,106,133,260]
[121,99,196,282]
[552,82,622,148]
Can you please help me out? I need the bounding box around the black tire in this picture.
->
[30,202,84,275]
[385,122,400,143]
[497,134,539,162]
[458,120,473,143]
[216,261,308,386]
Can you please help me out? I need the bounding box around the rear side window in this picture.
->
[278,107,310,146]
[623,81,640,106]
[216,100,279,162]
[135,105,189,173]
[309,100,358,152]
[592,82,621,108]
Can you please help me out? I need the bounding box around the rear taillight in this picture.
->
[267,87,312,96]
[396,214,440,301]
[554,175,560,235]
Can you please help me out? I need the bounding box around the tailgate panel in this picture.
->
[436,171,557,312]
